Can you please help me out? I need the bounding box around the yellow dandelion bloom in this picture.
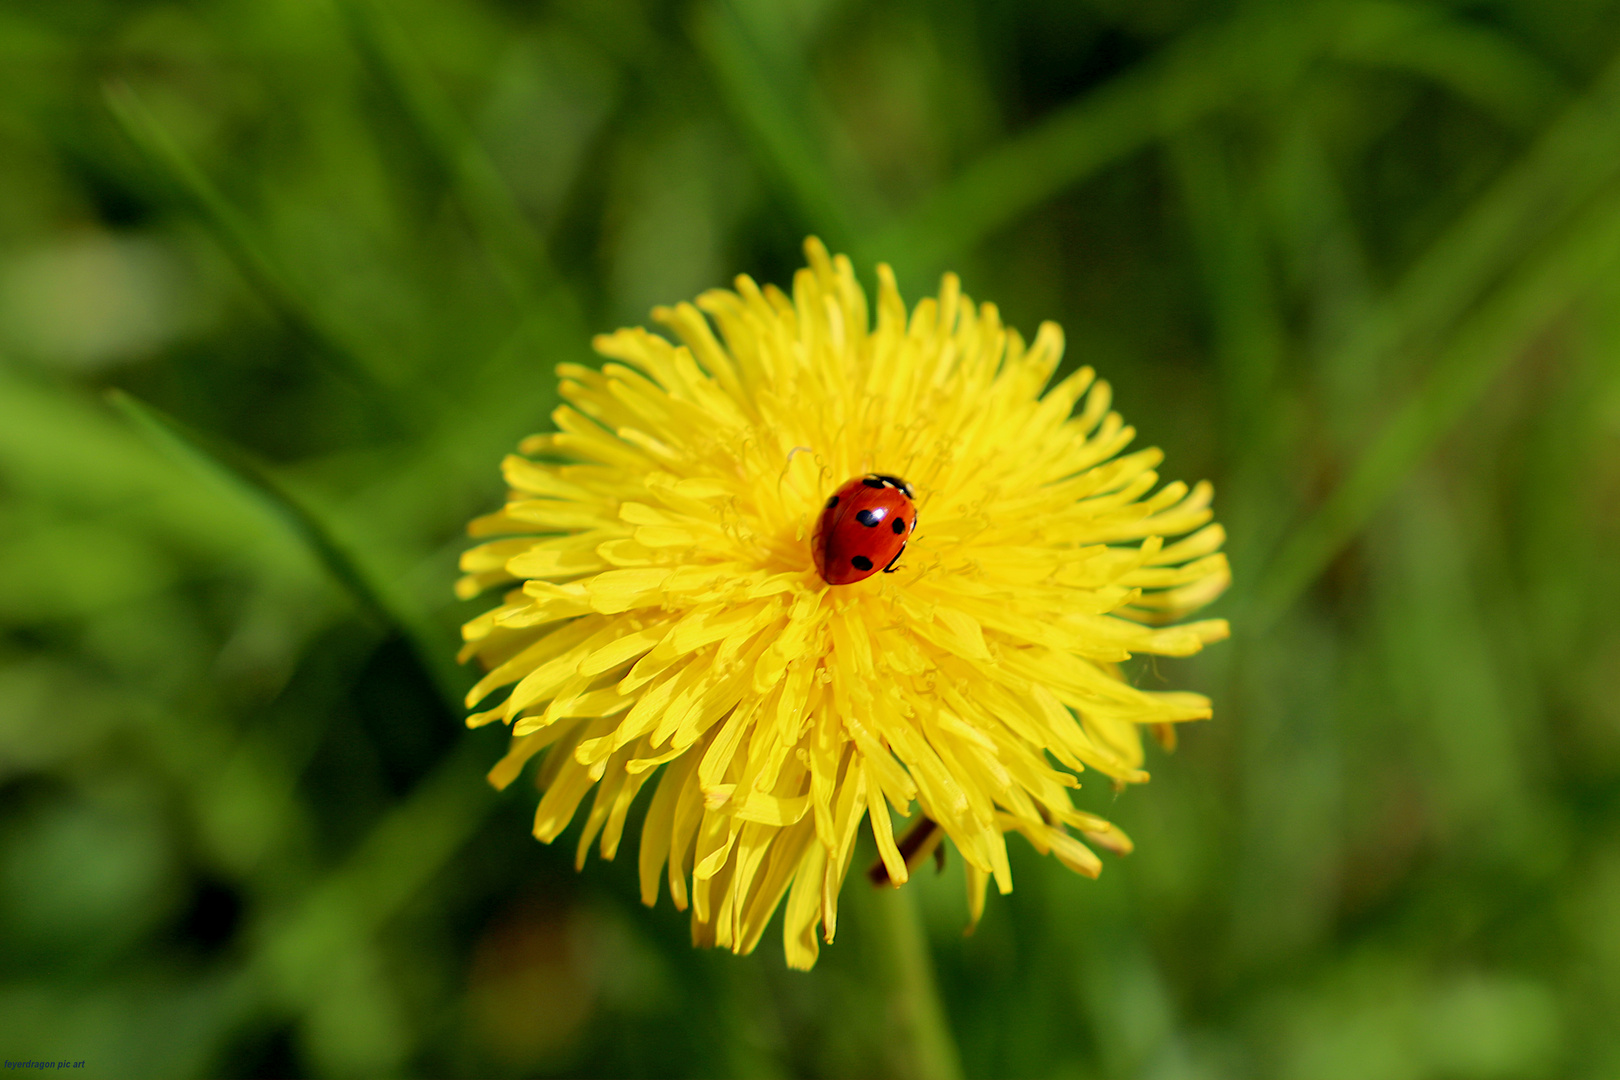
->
[458,238,1230,970]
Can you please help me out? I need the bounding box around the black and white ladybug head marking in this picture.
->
[862,473,915,500]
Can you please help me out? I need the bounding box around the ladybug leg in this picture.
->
[882,542,907,573]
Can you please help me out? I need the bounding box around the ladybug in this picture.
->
[812,473,917,585]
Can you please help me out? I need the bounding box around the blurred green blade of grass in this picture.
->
[1322,47,1620,385]
[1325,4,1567,130]
[106,389,464,705]
[273,735,494,941]
[0,368,310,575]
[332,0,580,327]
[1168,127,1293,577]
[1250,183,1620,631]
[876,1,1562,278]
[101,80,407,427]
[1247,43,1620,626]
[691,0,866,253]
[1169,128,1288,453]
[90,392,494,1075]
[254,735,494,1076]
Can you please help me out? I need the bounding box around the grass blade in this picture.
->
[1328,3,1566,129]
[1247,46,1620,628]
[1317,49,1620,391]
[106,389,464,705]
[1249,187,1620,630]
[253,735,494,1075]
[876,2,1565,276]
[102,80,403,419]
[332,0,578,324]
[690,0,870,253]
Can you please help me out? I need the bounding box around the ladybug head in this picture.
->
[862,473,915,500]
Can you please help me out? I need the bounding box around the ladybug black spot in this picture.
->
[891,517,906,534]
[851,555,874,571]
[861,477,886,489]
[856,509,883,527]
[825,495,839,508]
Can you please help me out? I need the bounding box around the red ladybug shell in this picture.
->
[812,473,917,585]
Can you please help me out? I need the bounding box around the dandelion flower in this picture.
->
[458,239,1230,970]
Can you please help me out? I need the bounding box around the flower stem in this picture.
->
[872,883,963,1080]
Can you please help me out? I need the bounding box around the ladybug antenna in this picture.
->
[780,445,815,485]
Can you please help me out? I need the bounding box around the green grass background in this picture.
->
[3,0,1620,1077]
